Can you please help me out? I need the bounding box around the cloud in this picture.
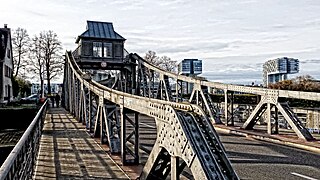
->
[156,0,187,6]
[300,59,320,64]
[23,10,47,17]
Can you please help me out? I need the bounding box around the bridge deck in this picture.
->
[33,108,129,180]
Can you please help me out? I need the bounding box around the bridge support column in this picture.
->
[156,74,172,101]
[120,104,139,165]
[274,106,279,134]
[224,90,234,126]
[175,80,183,102]
[171,156,179,180]
[267,102,271,134]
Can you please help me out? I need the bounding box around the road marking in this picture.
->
[291,172,318,180]
[139,122,156,128]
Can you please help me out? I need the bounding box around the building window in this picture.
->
[82,41,92,56]
[5,85,8,97]
[103,43,112,58]
[7,49,10,58]
[93,42,102,57]
[4,65,11,78]
[114,44,122,58]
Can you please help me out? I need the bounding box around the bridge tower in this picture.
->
[72,20,136,93]
[65,21,139,165]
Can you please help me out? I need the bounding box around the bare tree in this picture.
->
[29,35,45,97]
[40,30,63,95]
[12,27,30,78]
[144,50,160,66]
[144,50,177,72]
[159,55,177,72]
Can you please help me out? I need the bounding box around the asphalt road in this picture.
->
[219,133,320,180]
[135,115,320,180]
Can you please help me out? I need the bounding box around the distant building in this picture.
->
[178,59,202,75]
[0,24,13,104]
[263,57,299,86]
[31,83,62,95]
[178,59,203,94]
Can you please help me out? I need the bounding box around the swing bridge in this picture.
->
[1,50,320,180]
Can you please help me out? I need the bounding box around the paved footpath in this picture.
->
[34,108,130,180]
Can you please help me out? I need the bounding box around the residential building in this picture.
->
[0,24,13,104]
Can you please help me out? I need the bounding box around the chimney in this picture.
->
[4,24,7,28]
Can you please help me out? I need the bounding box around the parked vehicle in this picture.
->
[20,94,40,104]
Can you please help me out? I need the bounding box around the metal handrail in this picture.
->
[0,100,48,180]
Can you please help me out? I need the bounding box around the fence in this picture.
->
[0,100,48,180]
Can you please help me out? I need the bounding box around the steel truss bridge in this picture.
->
[61,51,319,180]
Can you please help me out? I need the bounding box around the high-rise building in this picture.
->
[263,57,299,86]
[178,59,202,75]
[178,59,202,94]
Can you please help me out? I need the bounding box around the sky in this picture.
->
[1,0,320,85]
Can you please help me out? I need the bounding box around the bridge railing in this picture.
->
[0,100,49,180]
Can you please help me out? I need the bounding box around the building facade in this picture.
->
[31,83,63,95]
[263,57,299,86]
[0,24,13,103]
[178,59,203,94]
[178,59,202,75]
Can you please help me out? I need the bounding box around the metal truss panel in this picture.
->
[189,84,222,124]
[277,103,314,140]
[242,97,268,130]
[131,53,320,101]
[104,103,121,153]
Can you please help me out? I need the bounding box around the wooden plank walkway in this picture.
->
[34,108,130,180]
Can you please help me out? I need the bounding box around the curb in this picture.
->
[214,126,320,154]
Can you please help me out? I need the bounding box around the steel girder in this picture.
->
[138,61,150,98]
[120,107,139,164]
[64,51,239,179]
[175,80,183,102]
[189,83,222,124]
[156,74,172,101]
[224,90,234,126]
[140,104,238,180]
[242,92,314,140]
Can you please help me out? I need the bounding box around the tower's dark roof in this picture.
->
[76,21,125,43]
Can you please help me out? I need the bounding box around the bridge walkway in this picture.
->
[33,107,130,180]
